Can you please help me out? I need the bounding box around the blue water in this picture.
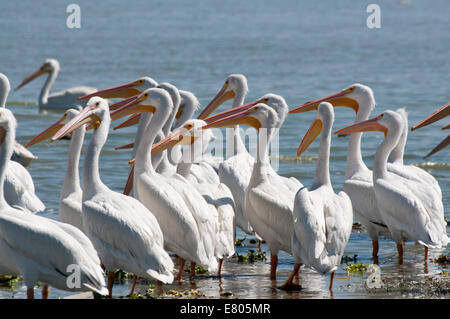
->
[0,0,448,298]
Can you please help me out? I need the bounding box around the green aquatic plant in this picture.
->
[195,266,209,274]
[0,275,22,288]
[237,249,266,263]
[431,253,449,265]
[341,254,358,264]
[235,237,246,246]
[344,262,369,274]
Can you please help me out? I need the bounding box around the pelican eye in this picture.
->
[137,79,144,85]
[95,102,100,106]
[185,123,193,130]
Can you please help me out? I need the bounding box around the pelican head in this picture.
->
[51,97,108,141]
[197,74,248,119]
[297,102,334,157]
[0,73,11,107]
[334,110,403,143]
[15,59,60,91]
[26,108,82,147]
[77,76,158,101]
[290,83,375,119]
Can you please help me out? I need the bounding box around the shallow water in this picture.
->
[0,0,449,299]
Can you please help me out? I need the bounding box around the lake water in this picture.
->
[0,0,448,299]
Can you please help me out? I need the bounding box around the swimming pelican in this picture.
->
[14,59,97,112]
[0,108,107,299]
[203,102,299,280]
[155,119,235,276]
[411,102,450,157]
[26,108,85,230]
[282,102,353,291]
[51,97,174,297]
[335,110,449,263]
[0,73,37,167]
[110,89,218,280]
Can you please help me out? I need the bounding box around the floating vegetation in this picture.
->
[0,275,22,288]
[114,269,131,281]
[352,222,363,231]
[221,291,234,297]
[341,254,358,264]
[235,237,246,246]
[431,253,450,265]
[238,249,266,263]
[344,262,369,274]
[195,266,209,274]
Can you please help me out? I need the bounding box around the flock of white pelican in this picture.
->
[0,58,448,298]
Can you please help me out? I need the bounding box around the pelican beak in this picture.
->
[175,106,183,119]
[411,102,450,131]
[123,164,134,196]
[77,80,143,101]
[442,124,449,130]
[197,82,235,119]
[297,119,323,157]
[114,113,141,130]
[289,88,358,114]
[109,92,156,122]
[115,142,135,150]
[334,114,387,136]
[15,65,49,91]
[202,107,261,131]
[202,99,264,124]
[424,135,450,158]
[26,113,69,147]
[51,105,101,142]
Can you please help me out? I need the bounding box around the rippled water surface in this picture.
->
[0,0,448,299]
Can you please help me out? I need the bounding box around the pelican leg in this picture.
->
[424,246,428,262]
[41,284,49,299]
[218,258,224,277]
[176,258,185,281]
[258,240,262,251]
[190,262,196,276]
[279,263,302,290]
[107,271,115,298]
[270,254,278,280]
[129,275,138,296]
[397,242,404,265]
[27,287,34,299]
[372,240,379,258]
[329,270,336,291]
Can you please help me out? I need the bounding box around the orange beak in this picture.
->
[202,108,261,131]
[442,124,449,130]
[334,114,387,136]
[202,99,263,124]
[197,82,235,119]
[115,142,135,150]
[15,65,49,91]
[114,113,141,130]
[26,114,67,147]
[77,80,143,101]
[51,105,101,142]
[411,102,450,131]
[289,89,359,114]
[109,93,156,122]
[297,119,322,157]
[423,135,449,158]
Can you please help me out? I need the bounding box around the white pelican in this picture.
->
[387,108,442,197]
[26,108,85,231]
[14,59,97,112]
[411,102,450,158]
[51,97,174,297]
[0,73,45,214]
[290,84,392,260]
[0,73,37,167]
[0,108,107,299]
[203,102,299,280]
[198,74,257,238]
[282,102,353,291]
[155,119,235,276]
[335,110,449,263]
[110,89,218,280]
